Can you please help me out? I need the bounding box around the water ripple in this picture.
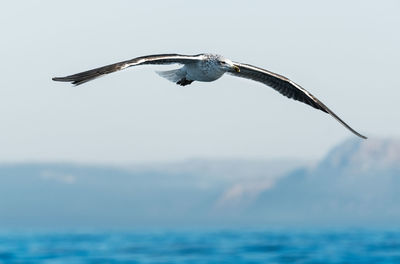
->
[0,229,399,264]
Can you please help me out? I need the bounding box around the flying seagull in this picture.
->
[52,53,367,139]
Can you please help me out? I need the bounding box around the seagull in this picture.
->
[52,53,367,139]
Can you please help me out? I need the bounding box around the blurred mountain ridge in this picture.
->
[250,137,400,226]
[0,137,399,228]
[319,137,400,172]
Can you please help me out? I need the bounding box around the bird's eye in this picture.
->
[221,61,226,64]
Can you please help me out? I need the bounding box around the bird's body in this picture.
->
[184,58,225,82]
[53,53,367,139]
[156,54,233,84]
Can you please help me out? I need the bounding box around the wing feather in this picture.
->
[52,54,202,86]
[230,62,367,139]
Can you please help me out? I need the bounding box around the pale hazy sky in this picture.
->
[1,0,399,163]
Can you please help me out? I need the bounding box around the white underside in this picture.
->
[156,63,225,83]
[156,68,185,83]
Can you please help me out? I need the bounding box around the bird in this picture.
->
[52,53,367,139]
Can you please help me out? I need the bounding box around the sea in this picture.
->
[0,229,399,264]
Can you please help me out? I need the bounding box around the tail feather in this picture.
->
[156,68,185,83]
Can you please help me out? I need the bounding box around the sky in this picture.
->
[0,0,399,164]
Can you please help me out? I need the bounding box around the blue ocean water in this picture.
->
[0,229,399,264]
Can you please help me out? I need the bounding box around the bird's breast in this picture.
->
[185,63,224,82]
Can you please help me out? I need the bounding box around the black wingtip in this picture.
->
[51,73,99,86]
[359,134,368,140]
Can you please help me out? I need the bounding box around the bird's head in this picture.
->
[218,58,240,73]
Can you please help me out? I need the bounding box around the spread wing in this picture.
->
[229,62,367,139]
[52,54,203,86]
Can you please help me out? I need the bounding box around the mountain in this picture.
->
[1,138,399,229]
[0,159,302,228]
[249,138,400,227]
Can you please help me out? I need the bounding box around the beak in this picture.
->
[233,65,240,73]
